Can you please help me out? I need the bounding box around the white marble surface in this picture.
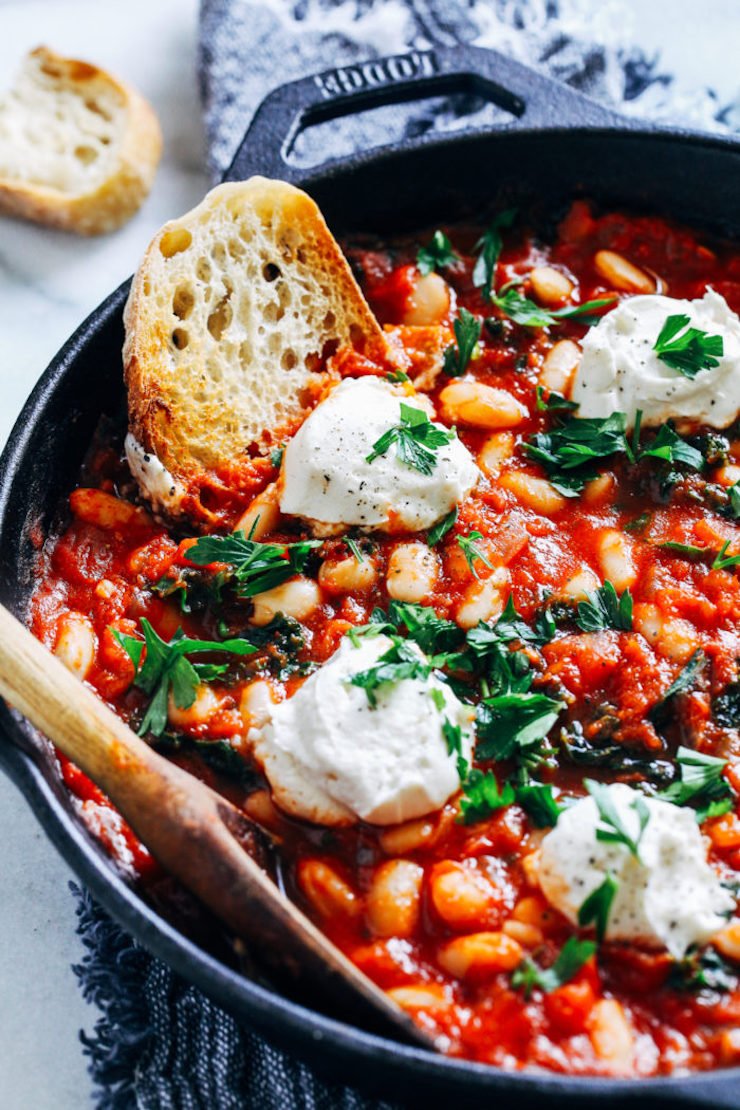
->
[0,1,737,1107]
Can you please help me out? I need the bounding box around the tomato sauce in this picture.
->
[29,201,740,1076]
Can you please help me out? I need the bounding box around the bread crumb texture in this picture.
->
[123,178,390,517]
[0,46,161,234]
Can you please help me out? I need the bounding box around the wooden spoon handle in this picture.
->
[0,604,434,1047]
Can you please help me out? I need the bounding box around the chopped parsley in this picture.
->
[586,780,650,859]
[270,445,284,468]
[525,412,627,495]
[514,779,564,827]
[490,282,615,329]
[366,402,455,475]
[653,314,724,379]
[113,619,256,737]
[668,947,738,994]
[526,411,703,496]
[456,531,493,579]
[427,507,457,547]
[659,746,734,823]
[578,873,618,942]
[512,936,596,997]
[476,691,565,764]
[535,386,578,413]
[658,541,708,561]
[344,536,365,563]
[712,538,740,571]
[416,230,460,275]
[728,481,740,520]
[385,600,464,659]
[187,531,321,598]
[348,637,431,708]
[472,208,517,301]
[648,649,707,727]
[442,308,482,377]
[575,581,633,633]
[459,769,515,824]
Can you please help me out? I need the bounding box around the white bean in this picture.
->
[168,683,219,729]
[478,432,514,478]
[366,860,424,938]
[455,567,510,628]
[54,613,97,680]
[560,567,601,602]
[539,339,580,395]
[386,542,439,603]
[593,250,655,294]
[530,265,574,307]
[403,272,450,325]
[439,381,526,430]
[240,680,274,729]
[596,529,637,591]
[633,603,699,663]
[499,471,566,515]
[250,576,322,626]
[318,554,378,594]
[235,483,280,541]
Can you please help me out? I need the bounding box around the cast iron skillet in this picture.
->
[0,45,739,1108]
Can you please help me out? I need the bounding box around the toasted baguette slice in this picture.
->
[123,178,392,520]
[0,46,162,235]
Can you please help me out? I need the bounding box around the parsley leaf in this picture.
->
[712,539,740,571]
[386,600,464,658]
[114,619,256,737]
[659,746,734,823]
[366,402,455,475]
[578,873,619,942]
[585,780,650,859]
[535,386,578,413]
[653,314,724,379]
[472,209,517,301]
[668,947,738,994]
[348,637,431,708]
[456,531,493,579]
[187,531,320,598]
[648,649,707,727]
[576,581,633,632]
[515,779,564,827]
[526,412,627,495]
[636,423,704,470]
[416,230,460,275]
[728,481,740,520]
[658,541,709,561]
[491,282,616,329]
[427,507,457,546]
[476,692,564,763]
[442,308,482,377]
[459,769,515,824]
[512,936,596,998]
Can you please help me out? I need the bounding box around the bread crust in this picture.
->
[0,46,162,235]
[123,178,392,523]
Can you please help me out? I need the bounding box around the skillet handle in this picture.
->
[225,43,624,183]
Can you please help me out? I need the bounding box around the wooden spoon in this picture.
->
[0,603,435,1048]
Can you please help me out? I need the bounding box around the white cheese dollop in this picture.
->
[279,377,479,534]
[124,434,185,514]
[249,634,474,826]
[538,783,734,958]
[571,289,740,429]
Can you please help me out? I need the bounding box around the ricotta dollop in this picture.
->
[538,783,734,957]
[571,289,740,429]
[279,376,479,533]
[124,434,185,514]
[249,634,474,826]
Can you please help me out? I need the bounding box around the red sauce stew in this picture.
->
[30,200,740,1076]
